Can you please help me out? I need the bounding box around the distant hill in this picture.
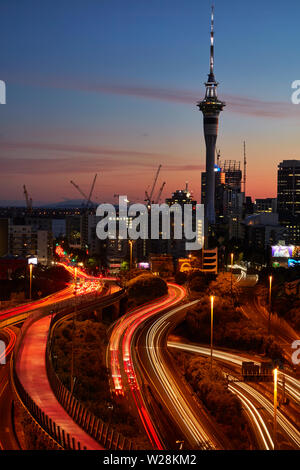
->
[41,199,97,209]
[0,198,97,209]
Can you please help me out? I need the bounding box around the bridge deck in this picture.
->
[15,314,103,450]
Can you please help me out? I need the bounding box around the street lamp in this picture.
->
[273,367,278,450]
[268,275,273,335]
[70,267,78,395]
[230,253,234,297]
[210,295,214,372]
[128,240,134,270]
[29,263,34,300]
[176,440,184,450]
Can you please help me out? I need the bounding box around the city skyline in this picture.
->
[0,0,300,205]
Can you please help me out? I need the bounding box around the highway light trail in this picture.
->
[0,327,17,362]
[108,284,186,449]
[227,383,273,450]
[145,304,217,450]
[0,263,104,325]
[169,341,300,449]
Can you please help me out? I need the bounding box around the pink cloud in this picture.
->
[7,74,300,119]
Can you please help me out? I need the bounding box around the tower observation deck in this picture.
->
[198,5,225,232]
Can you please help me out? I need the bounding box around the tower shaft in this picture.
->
[198,5,225,232]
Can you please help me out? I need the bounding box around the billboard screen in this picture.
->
[138,262,150,269]
[288,258,300,267]
[271,245,293,258]
[292,246,300,258]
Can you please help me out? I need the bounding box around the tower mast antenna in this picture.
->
[210,4,215,78]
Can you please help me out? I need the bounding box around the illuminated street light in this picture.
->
[230,253,234,297]
[128,240,134,270]
[176,440,184,450]
[28,262,34,300]
[210,295,214,372]
[273,367,278,450]
[71,266,78,395]
[268,275,273,335]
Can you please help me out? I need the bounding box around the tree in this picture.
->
[208,272,240,298]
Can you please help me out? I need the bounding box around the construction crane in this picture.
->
[154,181,166,204]
[86,173,97,208]
[145,164,162,206]
[23,185,32,211]
[70,173,98,209]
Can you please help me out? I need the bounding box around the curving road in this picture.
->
[168,341,300,450]
[108,284,186,449]
[108,284,228,450]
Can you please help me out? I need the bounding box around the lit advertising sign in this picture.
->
[288,259,300,267]
[138,262,150,269]
[271,245,293,258]
[292,246,300,258]
[28,257,38,265]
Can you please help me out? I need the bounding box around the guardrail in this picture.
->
[10,286,126,450]
[45,289,139,450]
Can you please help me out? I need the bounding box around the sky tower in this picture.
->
[198,5,225,234]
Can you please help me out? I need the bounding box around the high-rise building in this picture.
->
[201,159,244,239]
[8,225,52,265]
[165,187,197,259]
[277,160,300,244]
[277,160,300,219]
[254,198,277,214]
[198,6,225,235]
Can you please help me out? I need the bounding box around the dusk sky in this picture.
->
[0,0,299,205]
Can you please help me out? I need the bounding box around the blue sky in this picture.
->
[0,0,299,204]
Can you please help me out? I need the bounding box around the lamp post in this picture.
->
[176,440,184,450]
[268,275,273,335]
[273,367,278,450]
[70,266,78,395]
[230,253,234,297]
[210,295,214,372]
[128,240,134,270]
[29,263,33,300]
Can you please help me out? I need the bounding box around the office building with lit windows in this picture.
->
[277,160,300,244]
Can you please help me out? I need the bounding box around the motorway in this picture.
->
[0,263,107,450]
[0,327,19,450]
[108,284,186,449]
[135,303,229,450]
[169,341,300,450]
[108,284,229,450]
[0,262,111,327]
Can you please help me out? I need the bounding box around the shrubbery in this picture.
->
[126,273,168,308]
[185,295,284,362]
[172,352,251,449]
